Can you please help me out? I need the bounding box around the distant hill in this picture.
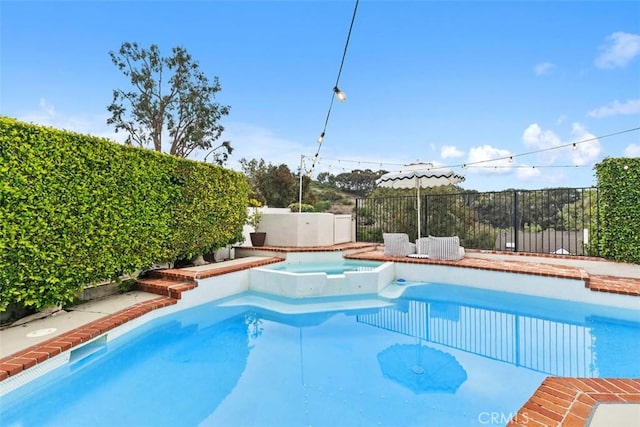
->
[309,183,356,214]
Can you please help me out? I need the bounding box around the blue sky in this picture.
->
[2,0,639,191]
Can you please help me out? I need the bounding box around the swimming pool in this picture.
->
[2,283,639,426]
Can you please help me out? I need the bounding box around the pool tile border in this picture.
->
[506,377,640,426]
[0,256,285,381]
[587,275,640,296]
[347,250,640,297]
[0,297,176,381]
[346,250,590,282]
[1,248,639,426]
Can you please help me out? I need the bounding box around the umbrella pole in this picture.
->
[416,178,421,241]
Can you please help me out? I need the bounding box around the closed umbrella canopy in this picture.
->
[375,162,465,239]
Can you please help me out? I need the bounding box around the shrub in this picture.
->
[0,117,249,311]
[594,157,640,263]
[288,203,316,212]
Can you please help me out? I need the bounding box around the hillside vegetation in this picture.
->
[309,182,357,214]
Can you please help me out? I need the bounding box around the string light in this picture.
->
[298,126,639,180]
[445,126,639,170]
[465,164,584,169]
[333,87,347,102]
[294,0,638,190]
[307,0,359,176]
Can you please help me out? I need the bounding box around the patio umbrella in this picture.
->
[377,342,467,394]
[375,162,465,239]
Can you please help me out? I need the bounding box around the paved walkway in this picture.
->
[349,247,640,296]
[1,245,639,426]
[466,250,640,279]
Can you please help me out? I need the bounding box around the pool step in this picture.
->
[218,291,395,315]
[136,268,198,299]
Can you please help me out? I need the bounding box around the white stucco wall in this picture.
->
[242,211,353,247]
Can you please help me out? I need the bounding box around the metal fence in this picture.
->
[355,187,600,256]
[357,300,597,377]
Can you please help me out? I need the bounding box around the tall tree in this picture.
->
[107,42,232,163]
[332,169,386,197]
[239,158,269,204]
[239,158,300,208]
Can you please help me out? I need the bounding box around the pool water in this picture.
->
[266,259,383,275]
[2,283,639,426]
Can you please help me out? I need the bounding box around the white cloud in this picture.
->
[534,62,555,76]
[570,123,601,166]
[14,99,305,170]
[595,32,640,69]
[515,165,542,181]
[521,122,601,166]
[624,144,640,157]
[223,122,307,172]
[515,165,567,186]
[522,123,562,149]
[440,145,465,159]
[587,99,640,118]
[39,98,56,117]
[522,123,563,163]
[466,145,512,174]
[18,98,124,142]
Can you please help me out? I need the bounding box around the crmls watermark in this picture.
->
[478,411,530,425]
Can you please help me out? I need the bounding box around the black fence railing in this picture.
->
[355,187,600,256]
[357,299,598,377]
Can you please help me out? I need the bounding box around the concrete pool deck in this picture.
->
[1,243,639,426]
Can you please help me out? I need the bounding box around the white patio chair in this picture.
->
[383,233,416,256]
[411,236,465,261]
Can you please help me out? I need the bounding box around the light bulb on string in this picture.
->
[334,86,347,102]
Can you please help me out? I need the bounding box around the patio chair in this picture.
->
[411,236,465,261]
[383,233,416,257]
[409,237,432,259]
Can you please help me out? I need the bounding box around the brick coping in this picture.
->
[0,256,285,382]
[0,297,177,382]
[1,249,639,426]
[506,377,640,426]
[355,251,640,297]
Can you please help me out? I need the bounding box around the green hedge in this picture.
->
[171,161,249,260]
[595,157,640,264]
[0,117,250,310]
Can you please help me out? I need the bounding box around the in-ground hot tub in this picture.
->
[249,252,395,298]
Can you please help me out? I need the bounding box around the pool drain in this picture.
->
[411,365,425,375]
